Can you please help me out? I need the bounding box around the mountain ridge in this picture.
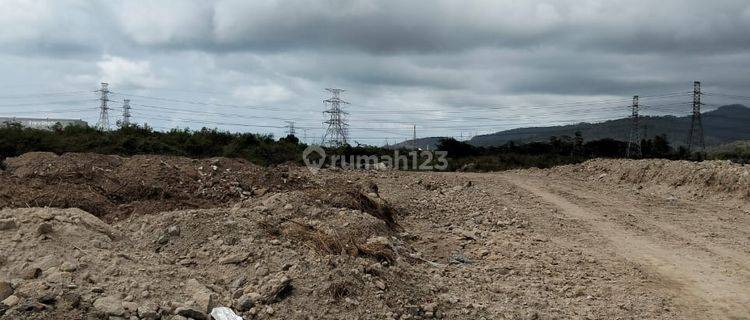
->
[389,104,750,149]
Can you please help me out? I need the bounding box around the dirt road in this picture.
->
[501,173,750,319]
[376,168,750,319]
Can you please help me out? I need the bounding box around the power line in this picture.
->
[0,91,91,99]
[0,99,98,108]
[0,108,97,116]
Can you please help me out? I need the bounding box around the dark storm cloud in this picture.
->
[507,76,674,96]
[0,0,749,140]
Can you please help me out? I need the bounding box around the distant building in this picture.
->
[0,117,88,130]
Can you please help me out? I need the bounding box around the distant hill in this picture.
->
[471,104,750,147]
[386,137,446,150]
[393,104,750,149]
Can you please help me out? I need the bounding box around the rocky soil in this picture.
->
[1,153,748,319]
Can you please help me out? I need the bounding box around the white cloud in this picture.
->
[97,55,165,89]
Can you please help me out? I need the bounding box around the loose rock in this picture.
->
[175,306,208,320]
[0,282,12,301]
[93,295,125,316]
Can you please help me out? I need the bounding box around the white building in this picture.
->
[0,117,88,130]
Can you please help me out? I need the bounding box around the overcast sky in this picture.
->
[1,0,749,144]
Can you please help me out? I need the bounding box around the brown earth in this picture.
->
[0,152,308,221]
[1,154,749,319]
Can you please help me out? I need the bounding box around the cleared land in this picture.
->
[1,153,749,319]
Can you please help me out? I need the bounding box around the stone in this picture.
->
[13,281,46,297]
[36,222,53,235]
[60,261,78,272]
[253,188,268,197]
[186,279,216,314]
[167,225,181,237]
[229,275,247,291]
[137,303,160,320]
[122,301,139,313]
[156,234,170,245]
[219,253,249,265]
[93,296,125,316]
[20,267,42,279]
[38,294,56,305]
[235,294,254,312]
[0,282,12,301]
[374,280,387,291]
[175,306,207,320]
[1,295,19,307]
[260,274,293,304]
[422,302,438,313]
[0,219,17,230]
[60,292,81,310]
[18,301,46,312]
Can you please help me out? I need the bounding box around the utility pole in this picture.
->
[626,95,641,158]
[121,99,131,127]
[284,121,296,136]
[96,82,110,131]
[687,81,705,153]
[322,88,349,147]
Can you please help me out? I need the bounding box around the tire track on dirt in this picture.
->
[502,173,750,320]
[540,177,750,275]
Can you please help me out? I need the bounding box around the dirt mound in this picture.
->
[0,152,308,220]
[0,199,437,319]
[541,158,750,199]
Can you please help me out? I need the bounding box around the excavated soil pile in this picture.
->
[0,152,308,220]
[0,189,439,320]
[545,158,750,199]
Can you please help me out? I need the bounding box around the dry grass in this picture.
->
[325,281,354,300]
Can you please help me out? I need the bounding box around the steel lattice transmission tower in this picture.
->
[96,82,111,131]
[626,95,641,158]
[121,99,132,127]
[322,88,349,147]
[687,81,705,152]
[285,121,296,136]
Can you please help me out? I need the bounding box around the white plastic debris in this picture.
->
[210,307,244,320]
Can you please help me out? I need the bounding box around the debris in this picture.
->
[211,306,244,320]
